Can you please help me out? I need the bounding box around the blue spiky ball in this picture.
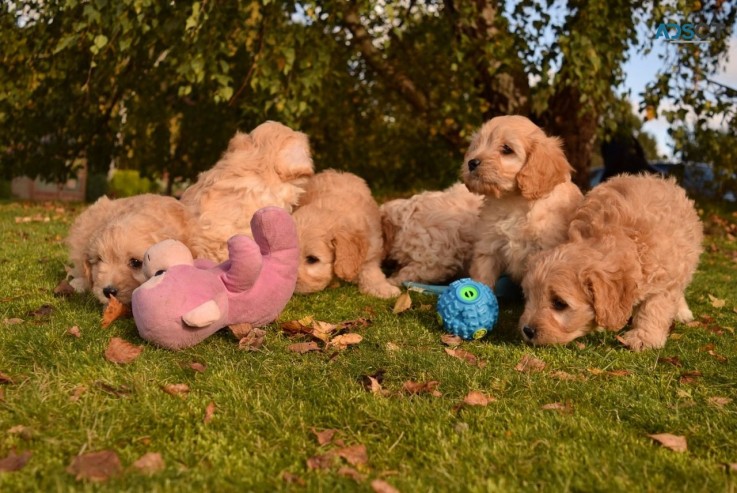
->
[437,278,498,340]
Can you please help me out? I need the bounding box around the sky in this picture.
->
[622,32,737,159]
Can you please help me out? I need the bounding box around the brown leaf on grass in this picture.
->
[104,337,143,364]
[131,452,165,475]
[3,318,24,325]
[95,381,132,397]
[161,384,190,397]
[8,425,33,440]
[281,471,306,485]
[330,333,363,349]
[28,304,54,318]
[67,326,81,338]
[204,401,216,424]
[515,354,546,373]
[337,317,371,331]
[238,328,266,351]
[279,320,313,336]
[463,391,496,406]
[306,452,337,470]
[70,385,87,402]
[371,479,400,493]
[53,279,76,297]
[607,369,632,377]
[658,356,683,367]
[188,362,207,373]
[336,444,368,467]
[402,380,441,397]
[542,401,574,414]
[648,433,687,452]
[441,334,463,346]
[312,428,338,446]
[338,466,365,481]
[228,322,253,339]
[0,450,32,472]
[288,341,321,354]
[679,370,703,384]
[101,296,129,328]
[312,320,338,342]
[707,397,732,408]
[445,347,486,367]
[392,292,412,314]
[0,388,4,401]
[66,450,122,482]
[549,370,586,381]
[707,349,728,362]
[385,342,400,351]
[0,371,14,384]
[708,294,726,308]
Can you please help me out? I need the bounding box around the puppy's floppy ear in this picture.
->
[516,135,573,199]
[226,131,254,153]
[277,133,314,183]
[332,229,368,282]
[380,212,397,258]
[581,243,640,330]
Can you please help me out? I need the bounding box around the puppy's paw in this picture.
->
[69,277,88,293]
[619,328,668,352]
[361,282,401,299]
[675,305,694,323]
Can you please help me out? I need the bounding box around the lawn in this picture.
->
[1,199,736,492]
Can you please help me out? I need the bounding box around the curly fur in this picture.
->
[380,183,483,285]
[181,121,314,262]
[66,194,194,304]
[293,170,399,299]
[519,174,704,351]
[462,115,583,286]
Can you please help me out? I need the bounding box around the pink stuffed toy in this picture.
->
[132,207,299,350]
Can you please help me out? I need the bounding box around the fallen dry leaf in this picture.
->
[238,328,266,351]
[441,334,463,346]
[371,479,400,493]
[312,428,338,446]
[679,370,703,385]
[28,304,54,318]
[306,452,336,470]
[228,322,253,339]
[330,333,363,349]
[69,385,87,402]
[658,356,682,367]
[338,466,365,481]
[189,362,207,373]
[96,381,132,397]
[53,279,76,297]
[0,388,4,401]
[385,342,399,351]
[104,337,143,364]
[337,318,371,331]
[288,342,321,354]
[402,380,441,397]
[7,425,33,440]
[0,450,32,472]
[161,383,190,396]
[131,452,165,475]
[607,369,632,377]
[0,371,14,384]
[549,370,585,381]
[463,391,495,406]
[279,319,313,336]
[708,294,726,308]
[101,296,129,328]
[515,354,546,373]
[445,347,486,367]
[281,471,306,485]
[204,401,216,424]
[66,450,122,482]
[336,444,368,467]
[392,292,412,314]
[707,396,732,408]
[3,318,23,325]
[541,401,574,414]
[67,326,82,338]
[648,433,687,452]
[312,320,338,342]
[707,349,728,362]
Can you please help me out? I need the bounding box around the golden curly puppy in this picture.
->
[380,183,483,285]
[462,115,583,287]
[181,121,314,262]
[294,170,400,299]
[66,194,194,304]
[519,174,703,351]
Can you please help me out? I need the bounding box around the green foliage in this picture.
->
[108,169,156,198]
[85,172,108,202]
[1,201,737,491]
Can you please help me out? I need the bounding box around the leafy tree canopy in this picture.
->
[1,0,734,193]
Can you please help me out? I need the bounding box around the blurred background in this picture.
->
[0,0,735,201]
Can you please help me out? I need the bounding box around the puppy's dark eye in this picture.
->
[501,144,514,155]
[305,255,320,265]
[128,258,143,269]
[154,269,165,276]
[551,297,568,311]
[88,257,100,265]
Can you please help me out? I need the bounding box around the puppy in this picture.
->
[380,183,484,285]
[293,170,400,299]
[181,121,314,262]
[462,115,583,287]
[66,194,194,304]
[519,174,703,351]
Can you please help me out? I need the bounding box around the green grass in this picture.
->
[1,199,736,492]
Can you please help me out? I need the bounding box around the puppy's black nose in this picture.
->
[522,325,537,340]
[467,158,481,172]
[102,286,118,299]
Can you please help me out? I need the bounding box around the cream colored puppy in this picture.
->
[294,170,400,299]
[519,174,703,351]
[462,115,583,287]
[181,121,314,262]
[380,183,483,285]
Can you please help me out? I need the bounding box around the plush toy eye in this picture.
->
[501,144,514,155]
[128,258,143,269]
[551,296,568,311]
[305,255,320,265]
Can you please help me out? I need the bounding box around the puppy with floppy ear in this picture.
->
[462,115,583,287]
[181,121,314,262]
[293,170,400,299]
[519,174,703,351]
